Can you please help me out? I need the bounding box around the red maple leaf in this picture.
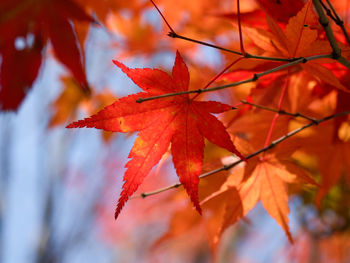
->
[67,51,244,218]
[256,0,304,23]
[0,0,94,110]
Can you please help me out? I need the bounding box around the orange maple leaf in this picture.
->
[67,51,244,218]
[203,140,317,244]
[240,0,347,92]
[49,76,89,127]
[49,76,117,143]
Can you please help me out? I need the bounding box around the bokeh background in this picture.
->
[1,0,350,262]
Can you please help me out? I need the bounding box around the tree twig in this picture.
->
[314,0,350,68]
[240,100,318,123]
[320,0,337,21]
[191,56,244,101]
[168,32,298,62]
[133,110,350,199]
[136,54,332,103]
[321,0,350,45]
[150,0,299,62]
[313,0,350,70]
[236,0,245,55]
[150,0,175,33]
[313,0,342,58]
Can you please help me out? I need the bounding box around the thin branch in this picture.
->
[151,0,331,65]
[191,56,244,100]
[134,110,350,199]
[150,0,175,33]
[312,0,350,69]
[322,0,350,45]
[151,0,350,70]
[336,56,350,69]
[313,0,343,59]
[324,0,340,20]
[150,0,298,62]
[320,0,338,21]
[168,32,297,62]
[168,32,243,55]
[240,100,318,123]
[236,0,245,55]
[136,54,332,103]
[314,0,350,68]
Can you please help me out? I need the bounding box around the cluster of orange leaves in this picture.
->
[2,0,350,261]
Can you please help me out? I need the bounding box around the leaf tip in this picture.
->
[66,122,77,128]
[286,229,294,244]
[175,50,185,63]
[112,59,130,75]
[114,194,128,220]
[167,31,177,38]
[81,83,92,96]
[65,119,87,129]
[231,147,246,162]
[188,191,203,215]
[112,59,124,69]
[114,208,121,220]
[193,200,202,215]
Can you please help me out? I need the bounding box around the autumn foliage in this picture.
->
[2,0,350,261]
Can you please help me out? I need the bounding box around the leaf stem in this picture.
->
[263,71,290,148]
[134,110,350,199]
[136,54,332,103]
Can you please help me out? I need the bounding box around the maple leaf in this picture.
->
[75,0,148,24]
[153,158,234,254]
[298,120,350,205]
[49,75,116,139]
[286,89,350,205]
[238,0,347,92]
[107,13,159,58]
[202,139,317,245]
[67,51,244,218]
[257,0,304,23]
[49,76,89,127]
[0,0,94,110]
[218,0,304,30]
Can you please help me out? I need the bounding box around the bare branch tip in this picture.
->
[332,51,341,59]
[135,110,350,199]
[167,31,177,38]
[312,119,320,125]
